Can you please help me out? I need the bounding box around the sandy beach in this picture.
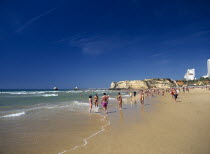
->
[1,88,210,154]
[68,88,210,154]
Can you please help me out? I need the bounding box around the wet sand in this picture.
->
[0,109,106,154]
[69,89,210,154]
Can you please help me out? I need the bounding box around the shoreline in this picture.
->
[69,88,210,154]
[1,88,210,154]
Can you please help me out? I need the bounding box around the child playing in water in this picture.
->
[94,94,99,108]
[89,95,93,113]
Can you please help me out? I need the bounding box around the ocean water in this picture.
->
[0,89,131,153]
[0,89,127,116]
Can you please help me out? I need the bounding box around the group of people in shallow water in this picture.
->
[129,91,145,104]
[89,93,110,114]
[88,90,147,114]
[87,86,195,114]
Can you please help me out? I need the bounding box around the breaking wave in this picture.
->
[1,112,26,118]
[42,94,58,97]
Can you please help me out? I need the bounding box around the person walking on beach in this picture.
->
[117,92,122,110]
[129,92,133,98]
[151,89,154,96]
[94,94,99,108]
[173,90,178,102]
[176,89,180,96]
[140,90,144,105]
[162,89,165,96]
[157,89,160,95]
[133,91,136,100]
[101,93,109,114]
[146,90,149,96]
[182,87,185,93]
[170,89,174,98]
[89,95,93,113]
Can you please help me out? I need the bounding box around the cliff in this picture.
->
[176,80,210,87]
[110,78,178,89]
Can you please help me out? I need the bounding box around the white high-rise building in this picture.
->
[184,69,195,80]
[202,59,210,78]
[208,59,210,77]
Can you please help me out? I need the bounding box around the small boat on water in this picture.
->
[53,87,58,90]
[74,86,79,90]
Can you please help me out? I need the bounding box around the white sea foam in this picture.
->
[42,94,58,97]
[2,91,46,95]
[91,106,99,113]
[66,91,83,93]
[23,101,89,112]
[109,97,116,100]
[122,94,130,97]
[2,91,27,94]
[2,112,25,118]
[42,101,88,110]
[1,91,59,97]
[60,101,89,111]
[0,101,89,120]
[40,91,60,93]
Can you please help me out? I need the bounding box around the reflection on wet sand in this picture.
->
[140,105,144,112]
[104,114,108,121]
[119,110,124,121]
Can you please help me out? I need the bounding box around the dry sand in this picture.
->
[69,88,210,154]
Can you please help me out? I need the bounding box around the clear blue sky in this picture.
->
[0,0,210,89]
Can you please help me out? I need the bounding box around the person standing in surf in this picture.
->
[117,92,122,110]
[101,93,109,114]
[89,95,93,113]
[140,90,144,105]
[130,91,133,98]
[133,91,137,100]
[94,94,99,108]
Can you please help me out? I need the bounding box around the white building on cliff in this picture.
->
[184,69,195,80]
[203,59,210,78]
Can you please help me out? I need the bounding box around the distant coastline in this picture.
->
[110,78,210,90]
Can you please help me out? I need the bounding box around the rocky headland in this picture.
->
[110,78,178,90]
